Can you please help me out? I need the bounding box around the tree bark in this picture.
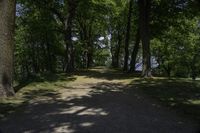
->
[113,31,122,68]
[111,25,122,68]
[123,0,133,71]
[129,28,140,72]
[0,0,16,97]
[64,18,75,72]
[163,64,172,78]
[139,0,152,77]
[64,0,77,73]
[191,54,197,80]
[86,25,94,68]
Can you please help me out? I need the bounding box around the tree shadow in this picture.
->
[130,79,200,123]
[75,68,140,80]
[1,74,77,121]
[0,82,199,133]
[14,73,77,93]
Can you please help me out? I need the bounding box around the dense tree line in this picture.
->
[0,0,200,97]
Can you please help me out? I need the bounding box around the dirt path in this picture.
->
[0,68,199,133]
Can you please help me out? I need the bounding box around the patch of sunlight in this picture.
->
[78,108,108,116]
[80,122,94,127]
[169,98,175,101]
[0,95,25,111]
[170,103,176,107]
[67,75,107,86]
[24,131,34,133]
[58,106,108,116]
[188,100,200,105]
[53,124,75,133]
[0,96,23,104]
[59,106,86,114]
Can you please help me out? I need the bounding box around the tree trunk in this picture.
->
[163,65,172,79]
[64,0,77,73]
[86,25,93,68]
[0,0,16,97]
[87,51,93,68]
[111,28,122,68]
[114,31,122,68]
[86,41,93,68]
[64,19,74,72]
[139,0,152,77]
[191,54,197,80]
[129,28,140,72]
[45,31,54,73]
[111,34,116,68]
[123,0,133,71]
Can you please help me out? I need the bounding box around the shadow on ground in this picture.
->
[0,68,200,133]
[0,81,199,133]
[0,74,77,120]
[75,68,140,80]
[14,73,77,92]
[131,79,200,123]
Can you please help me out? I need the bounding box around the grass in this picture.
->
[0,73,77,120]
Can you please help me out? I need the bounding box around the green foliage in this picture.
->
[14,0,200,80]
[152,16,200,78]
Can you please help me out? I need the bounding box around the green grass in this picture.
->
[0,73,77,120]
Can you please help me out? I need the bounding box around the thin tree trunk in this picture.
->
[111,34,116,68]
[87,41,93,68]
[139,0,152,77]
[129,28,140,72]
[163,64,172,79]
[0,0,16,97]
[114,31,122,68]
[87,52,93,68]
[123,0,133,71]
[191,54,197,80]
[86,25,93,68]
[44,31,54,72]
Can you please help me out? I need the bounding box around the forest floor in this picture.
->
[0,67,200,133]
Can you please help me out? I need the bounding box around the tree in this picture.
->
[6,0,200,86]
[129,28,140,72]
[15,0,63,77]
[63,0,78,72]
[0,0,16,97]
[151,16,200,78]
[123,0,133,71]
[139,0,152,77]
[108,0,127,68]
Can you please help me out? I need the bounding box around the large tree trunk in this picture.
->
[0,0,16,97]
[64,19,75,72]
[139,0,152,77]
[129,28,140,72]
[123,0,133,71]
[64,0,77,73]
